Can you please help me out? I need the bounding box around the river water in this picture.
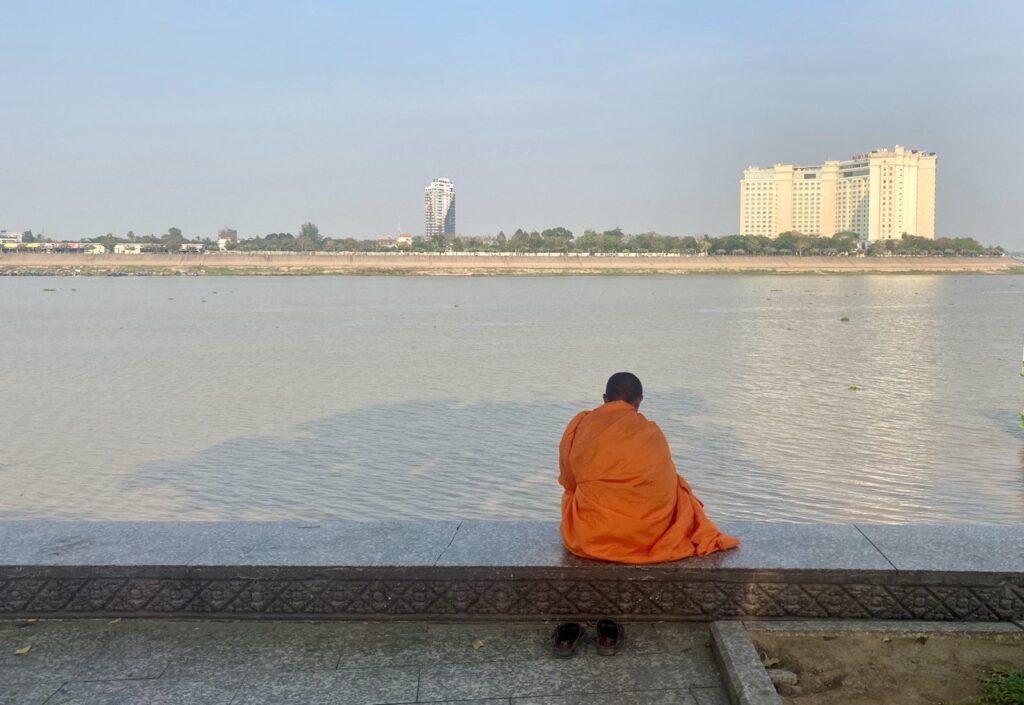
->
[1,274,1023,525]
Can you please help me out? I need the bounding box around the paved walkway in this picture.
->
[0,619,728,704]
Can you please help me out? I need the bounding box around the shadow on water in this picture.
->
[980,408,1024,439]
[123,389,771,521]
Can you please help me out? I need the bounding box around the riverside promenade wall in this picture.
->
[0,252,1018,274]
[1,520,1022,622]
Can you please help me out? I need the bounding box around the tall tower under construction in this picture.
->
[425,178,456,238]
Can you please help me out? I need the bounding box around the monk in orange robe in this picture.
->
[559,372,739,564]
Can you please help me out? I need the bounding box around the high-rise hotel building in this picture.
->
[739,146,937,240]
[425,178,456,238]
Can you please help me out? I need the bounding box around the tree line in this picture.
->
[232,227,1000,257]
[72,225,1001,256]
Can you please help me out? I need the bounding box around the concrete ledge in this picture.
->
[711,621,783,705]
[742,619,1024,636]
[1,520,1023,620]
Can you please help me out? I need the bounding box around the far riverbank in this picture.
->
[0,252,1019,276]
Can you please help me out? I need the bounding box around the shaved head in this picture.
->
[604,372,643,408]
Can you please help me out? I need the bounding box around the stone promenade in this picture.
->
[1,618,728,705]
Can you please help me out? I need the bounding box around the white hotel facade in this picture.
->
[739,146,937,241]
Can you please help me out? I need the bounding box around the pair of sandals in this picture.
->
[552,619,624,657]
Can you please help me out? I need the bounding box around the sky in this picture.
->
[1,1,1022,246]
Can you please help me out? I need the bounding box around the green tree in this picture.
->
[162,227,184,252]
[601,228,625,252]
[295,222,323,251]
[509,229,530,252]
[575,230,600,253]
[92,233,119,250]
[540,226,573,252]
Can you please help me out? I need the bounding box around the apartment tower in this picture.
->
[425,178,456,238]
[739,146,937,240]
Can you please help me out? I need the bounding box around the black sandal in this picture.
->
[595,619,624,656]
[551,622,585,658]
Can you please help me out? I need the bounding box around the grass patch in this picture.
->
[958,669,1024,704]
[840,316,850,322]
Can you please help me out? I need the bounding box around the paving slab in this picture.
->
[231,667,419,705]
[416,622,555,665]
[418,658,596,700]
[0,521,209,566]
[693,521,893,571]
[331,622,430,668]
[330,621,558,668]
[46,678,239,705]
[108,619,344,678]
[0,619,162,685]
[0,520,463,569]
[436,521,590,567]
[514,691,698,704]
[690,687,732,705]
[654,622,714,651]
[189,520,461,567]
[589,651,722,691]
[0,682,63,705]
[855,524,1024,573]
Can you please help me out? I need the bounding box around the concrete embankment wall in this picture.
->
[0,252,1018,273]
[2,520,1022,620]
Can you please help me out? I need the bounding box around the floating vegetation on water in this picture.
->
[42,288,56,292]
[848,385,862,391]
[840,316,850,322]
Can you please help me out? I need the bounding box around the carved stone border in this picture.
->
[2,570,1021,621]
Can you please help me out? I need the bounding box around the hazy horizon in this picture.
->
[2,1,1022,247]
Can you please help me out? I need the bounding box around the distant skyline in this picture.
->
[2,1,1022,247]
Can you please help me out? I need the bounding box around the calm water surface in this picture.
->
[2,275,1023,524]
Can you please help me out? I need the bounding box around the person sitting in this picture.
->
[558,372,740,564]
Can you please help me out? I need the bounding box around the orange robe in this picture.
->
[559,400,739,564]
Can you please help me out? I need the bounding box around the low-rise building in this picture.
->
[180,243,205,253]
[114,243,150,254]
[0,229,27,245]
[217,228,238,251]
[397,234,415,248]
